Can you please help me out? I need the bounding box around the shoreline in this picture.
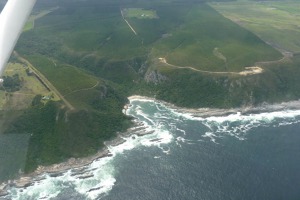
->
[0,115,154,196]
[128,95,300,117]
[2,95,300,196]
[0,148,113,195]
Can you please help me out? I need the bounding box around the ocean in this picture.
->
[1,97,300,200]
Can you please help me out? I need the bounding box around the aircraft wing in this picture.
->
[0,0,36,75]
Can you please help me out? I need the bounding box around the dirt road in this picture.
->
[14,51,74,110]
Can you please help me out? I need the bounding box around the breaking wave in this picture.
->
[3,97,300,199]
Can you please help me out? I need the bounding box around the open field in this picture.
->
[123,8,158,19]
[0,62,52,110]
[23,7,59,32]
[151,4,281,72]
[211,1,300,54]
[24,55,106,109]
[25,55,98,96]
[17,1,282,75]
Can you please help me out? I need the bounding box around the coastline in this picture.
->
[2,95,300,196]
[128,95,300,117]
[0,148,112,196]
[0,107,154,196]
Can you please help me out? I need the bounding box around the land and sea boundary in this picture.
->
[2,0,300,196]
[2,95,300,196]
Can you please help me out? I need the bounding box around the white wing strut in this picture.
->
[0,0,37,75]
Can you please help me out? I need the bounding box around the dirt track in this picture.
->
[158,57,263,76]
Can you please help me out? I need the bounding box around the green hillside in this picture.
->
[211,1,300,53]
[5,0,300,173]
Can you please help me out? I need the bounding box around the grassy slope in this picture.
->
[23,8,59,32]
[5,54,133,172]
[6,101,132,172]
[6,55,133,173]
[17,1,281,74]
[152,4,281,72]
[124,8,158,19]
[142,2,300,108]
[25,55,98,95]
[13,0,292,109]
[6,0,300,172]
[153,54,300,108]
[211,1,300,53]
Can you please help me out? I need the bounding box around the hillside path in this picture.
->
[63,81,100,97]
[158,57,263,76]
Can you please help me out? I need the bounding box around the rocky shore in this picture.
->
[2,95,300,197]
[128,95,300,118]
[0,183,8,197]
[0,104,156,197]
[0,148,113,196]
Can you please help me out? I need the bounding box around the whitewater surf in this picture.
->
[1,97,300,199]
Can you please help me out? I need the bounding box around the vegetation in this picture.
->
[123,8,159,19]
[211,1,300,53]
[4,54,133,172]
[25,55,98,96]
[23,7,60,32]
[16,0,281,74]
[0,61,54,114]
[1,74,22,92]
[4,0,300,173]
[153,55,300,108]
[5,101,132,172]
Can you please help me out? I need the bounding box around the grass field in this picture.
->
[151,4,281,72]
[23,55,116,110]
[0,62,52,110]
[16,1,281,75]
[23,7,59,32]
[123,8,158,19]
[11,0,293,117]
[211,1,300,53]
[25,55,98,96]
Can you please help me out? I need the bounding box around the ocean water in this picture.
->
[0,134,30,182]
[1,98,300,200]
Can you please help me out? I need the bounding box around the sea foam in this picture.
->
[4,97,300,199]
[4,98,174,200]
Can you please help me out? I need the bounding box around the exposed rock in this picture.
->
[137,130,155,136]
[161,33,172,38]
[98,85,107,99]
[88,186,103,193]
[0,183,8,197]
[144,70,168,84]
[48,172,64,178]
[77,174,94,180]
[0,191,8,198]
[104,136,126,147]
[138,63,148,75]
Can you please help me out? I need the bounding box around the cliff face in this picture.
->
[144,70,168,84]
